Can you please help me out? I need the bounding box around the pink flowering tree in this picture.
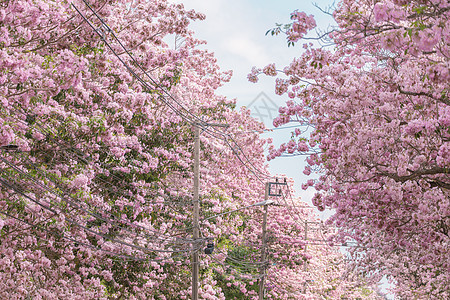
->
[0,0,385,299]
[0,0,248,298]
[250,0,449,298]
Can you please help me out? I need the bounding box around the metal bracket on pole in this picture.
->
[268,178,287,197]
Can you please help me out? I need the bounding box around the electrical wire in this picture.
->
[0,0,325,269]
[1,3,275,256]
[0,109,199,242]
[0,209,197,263]
[0,175,196,254]
[284,183,308,217]
[197,219,265,267]
[278,186,309,229]
[208,254,263,280]
[0,161,197,253]
[0,209,142,262]
[233,124,306,135]
[281,186,369,250]
[216,248,263,267]
[1,97,271,252]
[77,0,202,126]
[0,106,150,193]
[0,151,195,244]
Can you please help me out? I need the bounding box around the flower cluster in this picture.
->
[287,10,317,42]
[253,0,450,298]
[0,1,382,299]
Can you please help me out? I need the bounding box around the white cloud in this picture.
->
[222,35,271,66]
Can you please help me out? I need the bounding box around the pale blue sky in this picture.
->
[179,0,335,104]
[173,0,336,209]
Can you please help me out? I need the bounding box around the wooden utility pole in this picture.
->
[192,125,200,300]
[259,182,269,300]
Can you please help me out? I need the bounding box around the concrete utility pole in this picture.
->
[191,123,228,300]
[258,179,286,300]
[192,125,200,300]
[304,220,308,257]
[259,182,270,300]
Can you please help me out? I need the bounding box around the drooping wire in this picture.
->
[0,142,195,249]
[281,185,362,249]
[208,254,263,280]
[0,151,196,244]
[278,186,309,229]
[0,209,141,262]
[1,0,282,264]
[0,209,198,263]
[0,108,198,242]
[0,175,195,254]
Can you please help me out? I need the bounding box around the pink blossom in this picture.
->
[71,174,89,188]
[262,63,277,76]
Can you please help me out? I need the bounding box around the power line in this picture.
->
[208,254,263,280]
[0,0,309,272]
[0,108,201,242]
[0,152,195,244]
[0,175,195,254]
[1,98,272,254]
[278,186,309,229]
[0,210,197,263]
[0,150,200,251]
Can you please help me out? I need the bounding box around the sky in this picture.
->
[176,0,335,103]
[171,0,336,212]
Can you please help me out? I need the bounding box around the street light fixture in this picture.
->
[0,144,19,151]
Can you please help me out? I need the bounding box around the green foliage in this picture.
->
[412,6,427,15]
[70,43,105,56]
[212,268,258,300]
[102,257,149,297]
